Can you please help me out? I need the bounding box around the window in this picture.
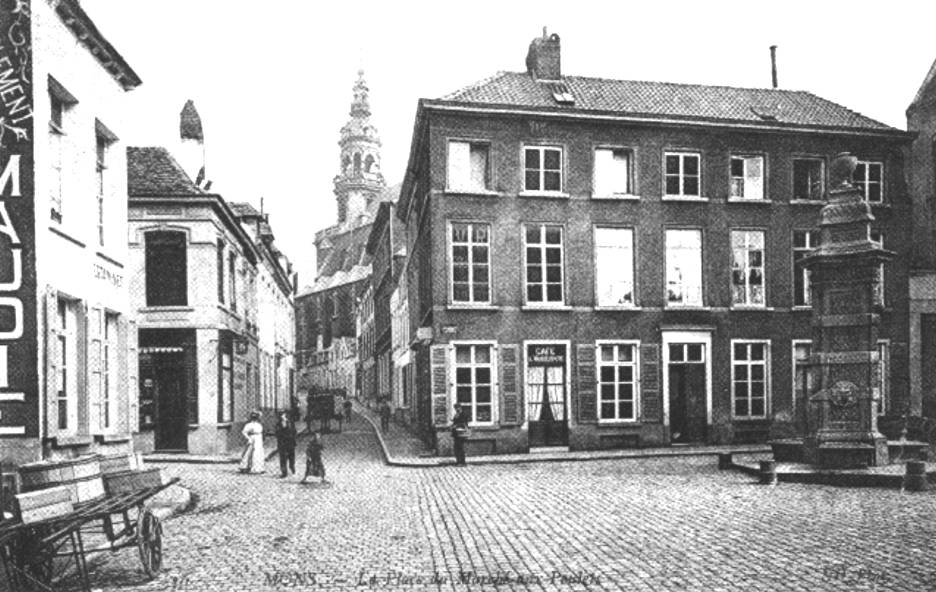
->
[664,152,700,197]
[870,231,884,305]
[665,229,702,306]
[877,340,889,415]
[792,340,812,412]
[94,123,116,246]
[217,240,225,304]
[597,342,639,421]
[731,230,765,307]
[593,148,632,197]
[524,146,562,193]
[450,222,490,304]
[732,340,769,419]
[524,224,564,305]
[218,336,234,423]
[792,230,817,307]
[145,231,187,306]
[447,141,490,191]
[49,94,64,220]
[729,155,764,200]
[854,160,883,203]
[453,343,494,424]
[793,159,825,201]
[56,299,77,433]
[594,227,635,307]
[229,252,237,311]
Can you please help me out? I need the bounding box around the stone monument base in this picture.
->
[801,433,889,468]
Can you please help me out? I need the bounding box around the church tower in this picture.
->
[334,70,385,227]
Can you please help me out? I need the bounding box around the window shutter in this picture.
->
[576,344,597,423]
[447,141,469,190]
[430,344,449,427]
[641,344,662,422]
[76,303,89,433]
[499,345,520,425]
[123,317,137,435]
[44,288,59,436]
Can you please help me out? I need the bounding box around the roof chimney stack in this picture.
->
[770,45,778,89]
[526,28,561,81]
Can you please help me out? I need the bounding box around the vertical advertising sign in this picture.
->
[0,0,36,437]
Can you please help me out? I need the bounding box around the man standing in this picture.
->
[451,403,470,466]
[275,411,298,478]
[379,398,392,432]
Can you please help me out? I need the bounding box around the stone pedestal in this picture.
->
[799,153,894,469]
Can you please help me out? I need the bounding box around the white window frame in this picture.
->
[729,155,766,200]
[731,339,771,420]
[661,331,712,428]
[870,230,885,306]
[792,157,825,202]
[448,221,492,306]
[56,298,78,435]
[730,229,766,308]
[593,147,635,199]
[49,96,65,221]
[523,223,565,307]
[792,230,817,308]
[664,228,703,307]
[451,341,497,426]
[854,160,884,203]
[791,339,812,414]
[102,312,118,432]
[594,226,636,308]
[522,339,571,429]
[447,140,491,193]
[663,151,702,199]
[596,340,640,423]
[522,145,564,195]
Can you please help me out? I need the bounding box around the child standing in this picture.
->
[301,432,326,484]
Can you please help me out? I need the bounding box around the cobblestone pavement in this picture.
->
[65,427,936,592]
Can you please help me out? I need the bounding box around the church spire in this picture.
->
[334,70,385,226]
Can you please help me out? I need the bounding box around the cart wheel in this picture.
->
[136,510,163,578]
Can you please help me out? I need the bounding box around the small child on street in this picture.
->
[302,432,326,484]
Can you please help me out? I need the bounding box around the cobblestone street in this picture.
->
[79,425,936,592]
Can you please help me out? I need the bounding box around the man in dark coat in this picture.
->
[275,411,298,477]
[451,403,470,465]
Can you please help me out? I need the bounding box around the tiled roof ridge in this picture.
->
[127,146,204,196]
[441,71,511,100]
[793,90,893,130]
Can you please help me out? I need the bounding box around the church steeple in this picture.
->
[334,70,385,226]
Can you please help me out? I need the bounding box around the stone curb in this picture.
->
[357,403,772,468]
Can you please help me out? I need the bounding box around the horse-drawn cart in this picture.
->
[0,455,179,591]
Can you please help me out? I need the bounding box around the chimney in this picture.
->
[526,27,561,81]
[179,99,206,186]
[770,45,778,89]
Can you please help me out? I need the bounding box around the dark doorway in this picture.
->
[139,329,196,452]
[527,344,568,447]
[667,343,707,443]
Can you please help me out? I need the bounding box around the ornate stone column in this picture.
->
[801,153,894,468]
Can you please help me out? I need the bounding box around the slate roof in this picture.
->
[229,202,262,218]
[308,223,373,293]
[127,147,203,197]
[438,72,897,132]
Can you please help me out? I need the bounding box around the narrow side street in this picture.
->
[77,420,936,592]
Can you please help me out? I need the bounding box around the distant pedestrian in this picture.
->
[451,403,470,466]
[275,411,297,478]
[343,398,353,423]
[301,432,326,484]
[239,411,265,474]
[379,398,391,431]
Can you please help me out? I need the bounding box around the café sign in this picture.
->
[528,344,566,367]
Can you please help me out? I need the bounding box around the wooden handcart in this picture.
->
[0,470,179,591]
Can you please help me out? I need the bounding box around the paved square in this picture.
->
[78,429,936,591]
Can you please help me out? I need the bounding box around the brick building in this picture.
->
[398,31,914,456]
[0,0,142,465]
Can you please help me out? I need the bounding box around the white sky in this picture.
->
[80,0,936,287]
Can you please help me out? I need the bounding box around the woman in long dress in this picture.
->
[239,411,266,474]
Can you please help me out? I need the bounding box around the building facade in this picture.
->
[398,32,914,456]
[296,71,396,401]
[128,104,296,455]
[0,0,142,465]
